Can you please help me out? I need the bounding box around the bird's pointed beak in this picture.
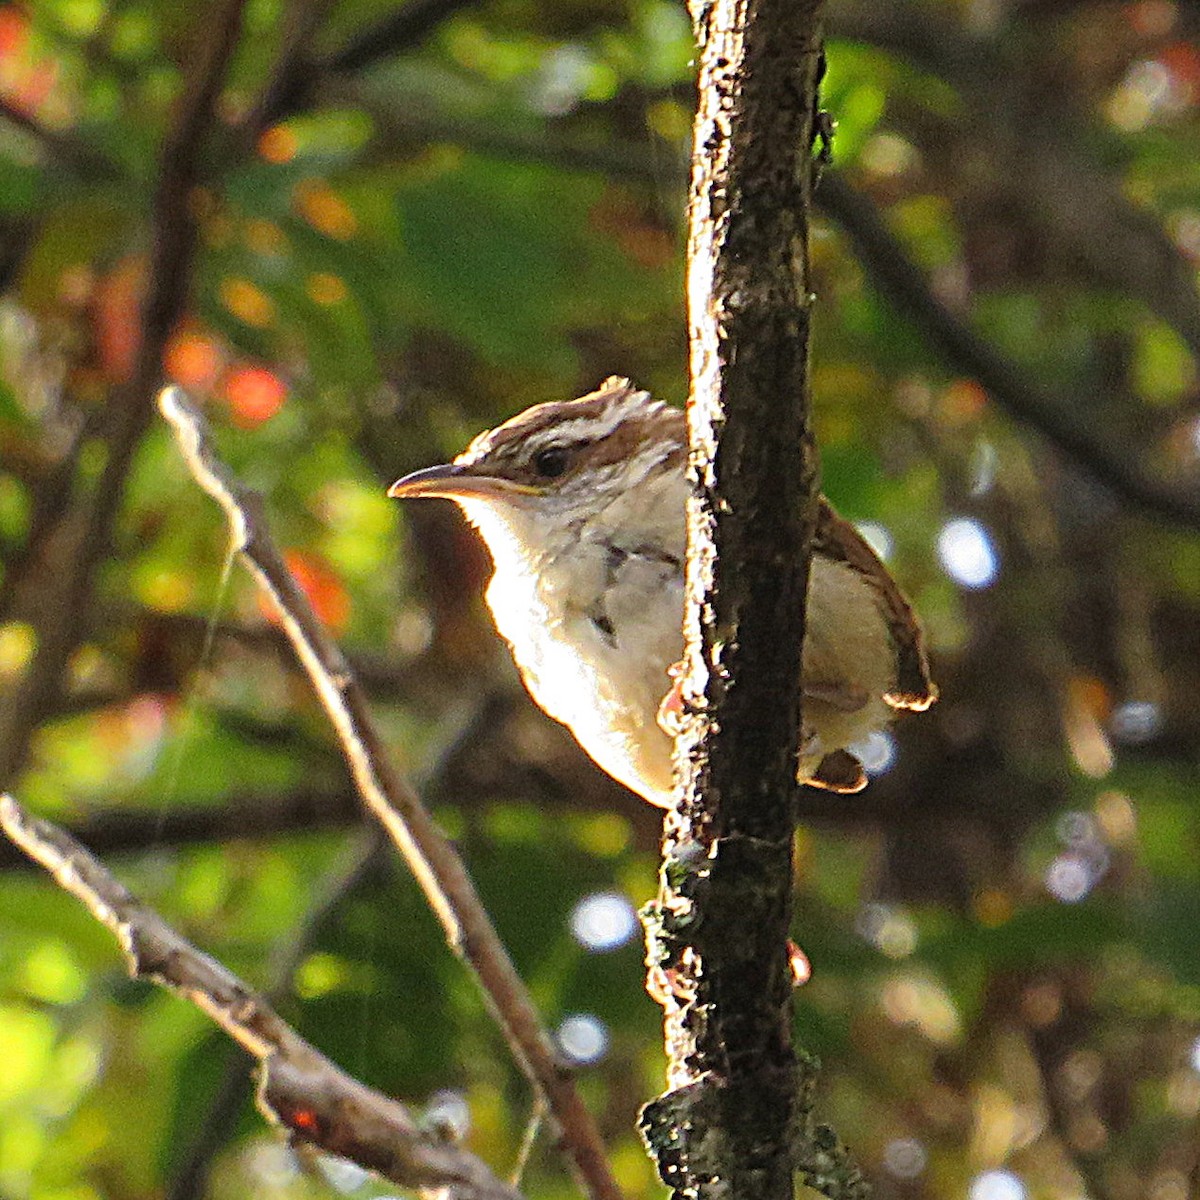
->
[388,463,468,499]
[388,463,539,501]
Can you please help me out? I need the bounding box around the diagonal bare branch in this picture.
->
[156,386,624,1200]
[0,793,521,1200]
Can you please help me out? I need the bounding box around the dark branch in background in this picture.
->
[323,0,478,73]
[0,728,1067,875]
[243,0,1200,370]
[0,213,33,292]
[826,3,990,82]
[0,0,249,786]
[0,787,361,871]
[241,0,337,139]
[0,795,521,1200]
[827,4,1200,362]
[1019,976,1115,1200]
[251,0,480,130]
[640,3,836,1199]
[157,388,623,1200]
[0,413,92,622]
[79,605,440,704]
[228,0,1200,533]
[818,174,1200,527]
[0,94,120,178]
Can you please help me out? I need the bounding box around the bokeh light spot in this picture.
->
[425,1090,471,1140]
[0,621,37,676]
[857,903,918,959]
[969,1170,1027,1200]
[936,517,999,589]
[1109,700,1163,745]
[880,973,960,1042]
[259,124,298,164]
[244,218,288,257]
[555,1014,609,1066]
[295,181,358,240]
[1045,854,1094,904]
[1147,1170,1189,1200]
[1094,791,1136,846]
[165,329,222,391]
[318,1156,368,1193]
[274,551,351,633]
[850,730,896,776]
[882,1137,927,1179]
[570,891,638,952]
[307,272,349,306]
[219,277,275,328]
[1056,810,1099,848]
[251,1142,298,1187]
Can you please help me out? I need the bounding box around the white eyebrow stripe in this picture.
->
[458,386,667,464]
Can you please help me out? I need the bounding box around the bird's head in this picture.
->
[388,378,684,554]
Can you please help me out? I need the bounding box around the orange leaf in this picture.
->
[224,366,287,427]
[259,550,351,634]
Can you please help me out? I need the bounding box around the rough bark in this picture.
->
[639,2,829,1198]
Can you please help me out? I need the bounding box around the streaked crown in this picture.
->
[453,377,684,495]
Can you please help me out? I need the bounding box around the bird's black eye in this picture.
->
[532,446,570,479]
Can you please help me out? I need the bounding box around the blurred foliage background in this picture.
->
[1,0,1200,1198]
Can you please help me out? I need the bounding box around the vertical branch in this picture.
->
[640,2,827,1198]
[0,0,248,785]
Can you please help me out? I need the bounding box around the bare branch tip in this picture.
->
[158,385,254,552]
[0,792,25,843]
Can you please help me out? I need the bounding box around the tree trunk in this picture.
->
[640,2,830,1198]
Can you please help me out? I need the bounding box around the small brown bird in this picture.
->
[390,378,936,806]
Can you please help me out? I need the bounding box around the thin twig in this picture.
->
[157,386,623,1200]
[0,794,522,1200]
[510,1099,546,1189]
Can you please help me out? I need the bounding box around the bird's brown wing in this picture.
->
[812,498,938,711]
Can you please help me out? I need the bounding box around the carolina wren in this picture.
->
[389,378,936,806]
